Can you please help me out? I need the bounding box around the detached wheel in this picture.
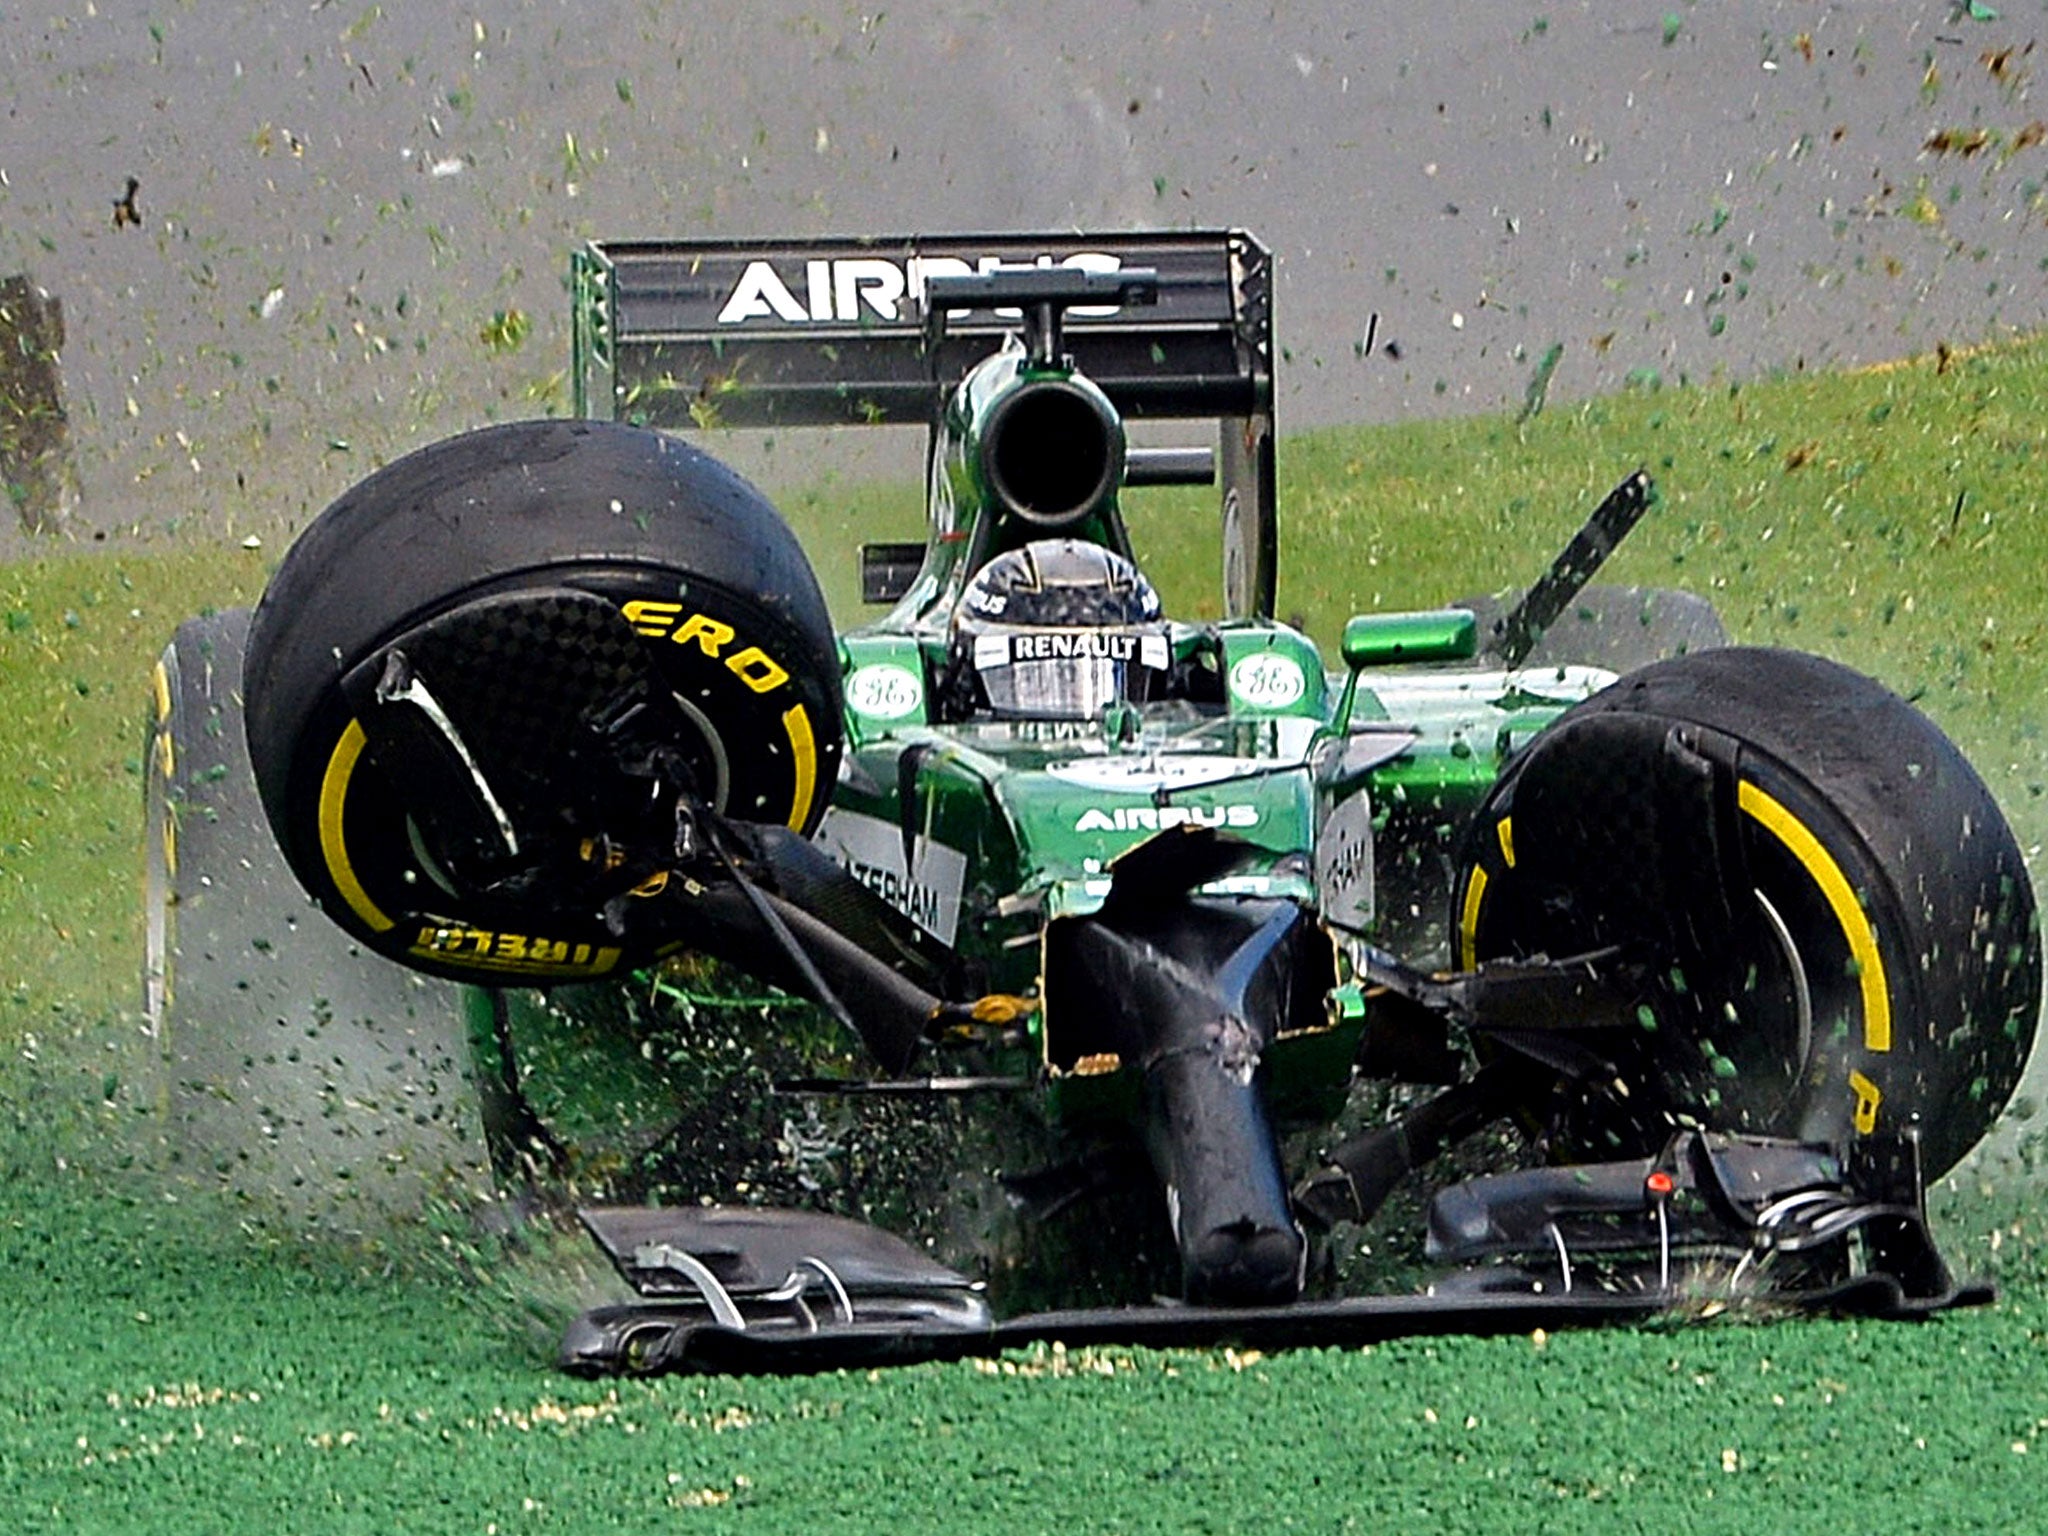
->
[1456,647,2039,1177]
[242,420,841,988]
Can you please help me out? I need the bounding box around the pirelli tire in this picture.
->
[144,609,489,1223]
[242,419,842,989]
[1454,646,2040,1179]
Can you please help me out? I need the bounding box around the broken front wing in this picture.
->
[559,1128,1981,1376]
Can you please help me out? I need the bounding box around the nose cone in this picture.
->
[1185,1215,1305,1308]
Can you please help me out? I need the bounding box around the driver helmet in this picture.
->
[950,538,1170,718]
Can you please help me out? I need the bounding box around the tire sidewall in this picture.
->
[243,420,842,985]
[1457,646,2039,1175]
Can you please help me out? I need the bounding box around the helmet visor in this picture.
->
[971,629,1169,719]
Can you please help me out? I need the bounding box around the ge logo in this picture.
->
[846,663,924,720]
[1228,652,1306,709]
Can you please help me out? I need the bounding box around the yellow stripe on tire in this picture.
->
[1737,779,1891,1053]
[318,719,395,933]
[782,702,817,831]
[1457,864,1490,970]
[1455,817,1512,968]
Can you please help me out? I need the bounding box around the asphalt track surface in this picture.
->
[4,1,2046,561]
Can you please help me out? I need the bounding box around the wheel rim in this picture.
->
[1749,886,1813,1090]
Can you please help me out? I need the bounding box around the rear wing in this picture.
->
[571,231,1277,617]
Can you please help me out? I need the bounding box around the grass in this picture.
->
[5,1145,2046,1533]
[5,341,2048,1531]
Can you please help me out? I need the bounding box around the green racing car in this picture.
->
[145,230,2040,1373]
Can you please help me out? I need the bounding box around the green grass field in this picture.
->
[6,344,2048,1531]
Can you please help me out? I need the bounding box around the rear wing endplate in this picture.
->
[572,230,1277,617]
